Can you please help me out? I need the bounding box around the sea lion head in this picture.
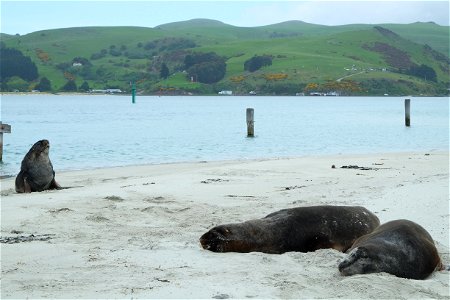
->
[200,226,233,252]
[30,139,50,156]
[338,246,380,276]
[199,225,257,253]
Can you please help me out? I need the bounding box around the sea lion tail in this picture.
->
[436,260,450,271]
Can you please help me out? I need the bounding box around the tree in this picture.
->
[244,55,273,72]
[160,63,169,79]
[0,81,8,92]
[407,64,437,82]
[62,80,77,92]
[187,60,226,84]
[72,57,92,66]
[79,81,90,92]
[0,46,39,81]
[184,52,227,84]
[35,77,52,91]
[184,52,219,69]
[6,76,29,91]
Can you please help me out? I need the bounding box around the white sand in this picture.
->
[1,152,449,299]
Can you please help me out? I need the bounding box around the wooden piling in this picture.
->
[132,82,136,104]
[0,122,12,161]
[405,99,411,127]
[246,108,254,137]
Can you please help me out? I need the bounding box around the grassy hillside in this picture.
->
[1,19,449,96]
[383,22,450,56]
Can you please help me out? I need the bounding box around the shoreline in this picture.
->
[2,149,447,178]
[1,151,449,298]
[2,92,449,97]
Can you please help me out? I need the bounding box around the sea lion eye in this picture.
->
[358,248,369,258]
[214,227,230,236]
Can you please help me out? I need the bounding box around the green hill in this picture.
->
[1,19,449,96]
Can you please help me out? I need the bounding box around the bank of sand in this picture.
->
[1,152,449,299]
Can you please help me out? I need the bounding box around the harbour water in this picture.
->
[1,95,448,176]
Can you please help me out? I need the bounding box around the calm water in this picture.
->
[1,95,448,176]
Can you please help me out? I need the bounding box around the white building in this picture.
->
[218,90,232,95]
[106,89,122,94]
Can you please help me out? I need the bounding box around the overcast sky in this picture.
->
[1,1,448,35]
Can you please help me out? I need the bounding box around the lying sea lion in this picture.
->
[15,139,61,193]
[338,219,443,279]
[200,205,380,254]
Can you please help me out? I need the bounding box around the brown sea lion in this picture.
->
[15,139,61,193]
[338,219,443,280]
[200,205,380,254]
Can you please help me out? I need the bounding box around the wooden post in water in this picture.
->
[0,122,12,161]
[246,108,254,137]
[132,82,136,104]
[405,99,411,127]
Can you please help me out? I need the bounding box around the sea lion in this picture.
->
[15,139,61,193]
[338,219,443,280]
[200,205,380,254]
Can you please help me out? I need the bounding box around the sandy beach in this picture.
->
[1,151,449,299]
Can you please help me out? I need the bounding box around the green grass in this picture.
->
[384,22,450,56]
[158,72,202,89]
[2,19,449,95]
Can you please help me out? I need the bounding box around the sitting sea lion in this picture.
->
[15,139,61,193]
[200,205,380,254]
[338,219,443,279]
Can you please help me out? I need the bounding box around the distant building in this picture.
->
[218,90,232,95]
[106,89,122,94]
[91,89,122,94]
[91,89,107,93]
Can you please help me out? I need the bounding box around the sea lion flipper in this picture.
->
[437,261,446,271]
[15,171,23,193]
[23,177,32,193]
[49,178,62,190]
[15,171,30,193]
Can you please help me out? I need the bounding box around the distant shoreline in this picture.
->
[1,92,446,98]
